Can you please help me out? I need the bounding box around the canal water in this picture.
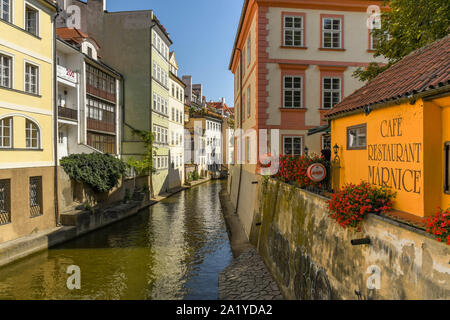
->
[0,181,233,300]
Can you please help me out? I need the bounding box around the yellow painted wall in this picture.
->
[0,0,55,167]
[331,95,450,217]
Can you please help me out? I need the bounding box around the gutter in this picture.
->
[228,0,250,71]
[235,48,244,215]
[326,84,450,121]
[52,6,60,226]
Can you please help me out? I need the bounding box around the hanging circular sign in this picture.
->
[307,163,327,182]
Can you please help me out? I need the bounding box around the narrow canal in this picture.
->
[0,181,233,300]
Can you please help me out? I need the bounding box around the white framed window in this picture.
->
[283,76,302,108]
[0,117,12,148]
[322,18,342,49]
[283,136,302,156]
[25,119,40,149]
[1,0,11,23]
[322,77,341,109]
[247,35,251,65]
[445,142,450,193]
[284,16,303,47]
[370,31,381,51]
[25,62,38,94]
[0,53,12,88]
[247,86,251,117]
[322,134,331,150]
[347,124,367,150]
[25,4,39,36]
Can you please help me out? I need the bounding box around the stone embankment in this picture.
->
[218,189,284,300]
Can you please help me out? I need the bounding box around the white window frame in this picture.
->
[283,75,303,108]
[0,52,13,89]
[369,31,381,51]
[247,35,251,65]
[347,124,367,150]
[322,18,342,49]
[283,136,303,156]
[1,0,12,23]
[0,117,12,148]
[283,15,304,47]
[247,86,251,117]
[322,77,341,109]
[25,119,40,149]
[24,2,40,37]
[24,60,39,95]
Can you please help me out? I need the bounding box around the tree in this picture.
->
[353,0,450,81]
[127,128,157,198]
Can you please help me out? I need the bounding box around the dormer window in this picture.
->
[87,47,93,58]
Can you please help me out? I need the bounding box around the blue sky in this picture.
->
[106,0,243,107]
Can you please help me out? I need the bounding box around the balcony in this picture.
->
[87,118,115,133]
[58,106,78,122]
[57,65,78,85]
[86,84,116,103]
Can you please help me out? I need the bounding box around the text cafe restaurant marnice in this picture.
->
[325,36,450,219]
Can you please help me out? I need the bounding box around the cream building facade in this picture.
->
[228,0,387,237]
[0,0,58,243]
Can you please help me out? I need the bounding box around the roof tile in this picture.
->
[326,35,450,118]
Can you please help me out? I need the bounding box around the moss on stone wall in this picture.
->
[251,178,450,300]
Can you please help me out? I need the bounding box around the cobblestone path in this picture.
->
[218,248,284,300]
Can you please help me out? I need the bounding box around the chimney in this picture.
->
[221,97,225,106]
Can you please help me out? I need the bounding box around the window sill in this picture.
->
[347,147,366,151]
[318,48,346,51]
[367,49,377,53]
[279,108,307,112]
[280,46,308,50]
[0,18,41,40]
[0,86,41,98]
[0,148,43,151]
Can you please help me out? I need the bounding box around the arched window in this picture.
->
[0,117,12,148]
[25,120,40,149]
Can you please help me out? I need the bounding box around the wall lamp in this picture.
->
[364,105,372,116]
[304,146,309,156]
[333,144,339,156]
[351,238,371,246]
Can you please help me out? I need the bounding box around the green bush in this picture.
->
[60,153,127,193]
[192,170,199,181]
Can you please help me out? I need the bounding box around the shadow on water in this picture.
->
[0,180,233,300]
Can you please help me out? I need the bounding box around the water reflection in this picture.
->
[0,181,232,300]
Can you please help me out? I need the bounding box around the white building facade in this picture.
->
[168,52,185,189]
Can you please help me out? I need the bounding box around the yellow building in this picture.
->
[0,0,58,243]
[326,35,450,218]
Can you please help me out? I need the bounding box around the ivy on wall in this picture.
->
[60,153,127,193]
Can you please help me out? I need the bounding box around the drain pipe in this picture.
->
[52,6,61,226]
[234,48,243,215]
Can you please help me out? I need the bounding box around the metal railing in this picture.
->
[58,106,78,121]
[30,177,43,218]
[86,84,116,103]
[0,179,11,225]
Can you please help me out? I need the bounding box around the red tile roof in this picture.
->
[56,28,101,49]
[326,35,450,118]
[208,102,234,116]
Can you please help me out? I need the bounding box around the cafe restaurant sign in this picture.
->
[367,117,422,194]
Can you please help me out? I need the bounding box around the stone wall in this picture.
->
[58,167,150,211]
[228,165,259,238]
[251,178,450,300]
